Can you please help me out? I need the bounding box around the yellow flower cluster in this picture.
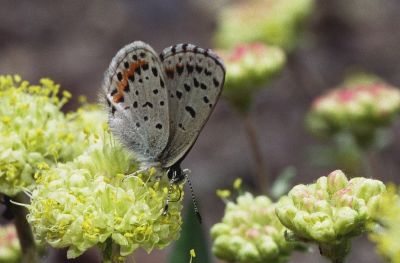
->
[27,126,183,259]
[0,75,88,196]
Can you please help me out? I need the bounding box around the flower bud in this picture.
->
[212,193,296,263]
[307,78,400,147]
[217,42,286,112]
[276,170,386,261]
[0,224,20,263]
[214,0,315,51]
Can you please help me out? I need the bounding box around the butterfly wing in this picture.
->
[102,41,170,165]
[159,44,225,167]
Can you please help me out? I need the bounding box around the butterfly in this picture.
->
[102,41,225,221]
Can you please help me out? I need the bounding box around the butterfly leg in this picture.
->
[122,168,149,182]
[162,170,180,216]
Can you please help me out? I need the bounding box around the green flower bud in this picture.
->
[217,42,286,112]
[276,170,386,261]
[27,129,183,259]
[214,0,315,51]
[307,78,400,148]
[0,224,21,263]
[211,192,296,263]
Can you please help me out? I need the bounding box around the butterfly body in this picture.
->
[102,41,225,203]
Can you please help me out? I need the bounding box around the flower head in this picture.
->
[369,185,400,263]
[211,192,295,263]
[218,43,286,112]
[0,75,91,196]
[0,224,20,263]
[214,0,315,51]
[275,170,385,261]
[27,128,183,259]
[307,79,400,147]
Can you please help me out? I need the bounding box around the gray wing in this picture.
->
[158,43,225,167]
[102,41,169,165]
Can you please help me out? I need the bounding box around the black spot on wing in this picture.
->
[176,90,183,99]
[110,89,117,96]
[142,63,149,71]
[194,77,199,87]
[135,66,141,75]
[151,67,158,77]
[176,64,184,75]
[117,72,123,81]
[204,69,212,76]
[142,102,153,108]
[178,123,186,131]
[200,83,207,90]
[196,64,203,73]
[213,78,220,87]
[186,63,194,73]
[184,84,191,92]
[185,106,196,118]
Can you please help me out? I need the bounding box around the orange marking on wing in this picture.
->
[112,60,148,103]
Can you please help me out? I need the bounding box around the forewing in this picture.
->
[102,41,169,164]
[159,43,225,167]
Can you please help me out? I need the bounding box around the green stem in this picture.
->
[9,193,39,263]
[101,239,132,263]
[360,149,379,178]
[318,239,351,263]
[241,112,269,193]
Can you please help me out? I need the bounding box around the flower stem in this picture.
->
[101,239,127,263]
[9,193,39,263]
[318,239,350,263]
[241,112,269,193]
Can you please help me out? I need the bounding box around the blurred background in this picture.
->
[1,0,399,262]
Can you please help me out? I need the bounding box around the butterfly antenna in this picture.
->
[184,170,202,223]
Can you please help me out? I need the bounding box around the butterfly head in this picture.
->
[166,162,186,184]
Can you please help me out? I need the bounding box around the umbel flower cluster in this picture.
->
[0,224,20,263]
[276,170,385,261]
[307,80,400,147]
[0,75,89,196]
[214,0,315,51]
[218,42,286,111]
[27,111,183,259]
[369,185,400,263]
[211,193,295,263]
